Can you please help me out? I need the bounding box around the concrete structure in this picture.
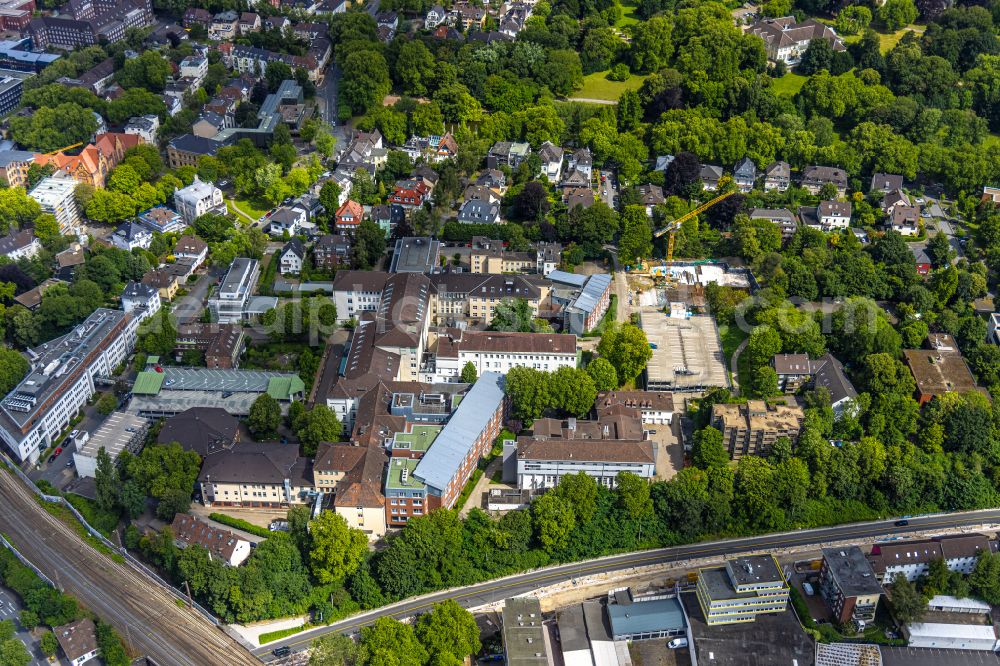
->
[696,555,789,625]
[0,309,138,463]
[130,367,302,418]
[53,618,99,666]
[502,597,550,666]
[174,176,225,224]
[819,546,882,625]
[390,237,441,274]
[607,589,687,641]
[138,206,185,234]
[331,270,390,322]
[514,438,655,490]
[421,329,577,383]
[174,323,245,369]
[711,401,804,458]
[315,443,388,539]
[412,372,506,510]
[171,513,251,566]
[29,176,80,235]
[548,271,612,335]
[72,411,149,478]
[208,258,261,323]
[640,311,729,391]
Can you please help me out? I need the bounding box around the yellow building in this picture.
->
[695,555,790,625]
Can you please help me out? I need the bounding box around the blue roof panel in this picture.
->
[413,372,506,493]
[607,598,686,636]
[548,270,588,287]
[572,273,612,315]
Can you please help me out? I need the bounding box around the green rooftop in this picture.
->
[385,458,425,491]
[146,356,160,365]
[132,370,164,395]
[266,375,305,401]
[391,425,442,453]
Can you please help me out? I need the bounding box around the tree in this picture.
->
[460,362,477,384]
[970,552,1000,605]
[616,471,653,519]
[248,394,282,439]
[265,61,293,92]
[340,50,391,114]
[555,472,599,522]
[296,406,343,456]
[95,448,120,513]
[39,632,58,658]
[8,103,98,153]
[415,600,481,663]
[0,638,29,666]
[878,0,917,30]
[360,618,428,666]
[888,573,927,623]
[798,39,834,76]
[745,326,782,369]
[532,492,575,554]
[310,634,360,666]
[0,188,41,233]
[692,427,729,469]
[586,358,618,391]
[309,511,367,584]
[597,324,653,385]
[513,182,550,222]
[0,348,29,396]
[96,392,117,415]
[618,206,653,266]
[629,16,674,73]
[352,219,386,270]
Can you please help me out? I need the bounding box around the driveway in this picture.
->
[650,418,683,481]
[28,401,110,491]
[0,586,59,666]
[172,269,220,325]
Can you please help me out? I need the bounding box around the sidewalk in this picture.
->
[230,614,310,647]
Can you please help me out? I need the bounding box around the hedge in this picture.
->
[208,513,272,538]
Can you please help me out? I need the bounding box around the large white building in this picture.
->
[208,257,260,323]
[174,176,225,224]
[906,596,999,651]
[421,330,577,383]
[869,535,993,583]
[331,270,390,323]
[512,439,655,490]
[29,176,80,236]
[0,309,139,463]
[120,281,161,323]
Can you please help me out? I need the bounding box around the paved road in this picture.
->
[256,509,1000,660]
[0,469,257,666]
[0,587,50,666]
[173,270,221,325]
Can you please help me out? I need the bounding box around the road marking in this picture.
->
[264,513,997,653]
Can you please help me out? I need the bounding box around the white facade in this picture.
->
[332,285,382,322]
[29,176,80,236]
[990,313,1000,345]
[120,283,161,323]
[907,622,998,651]
[110,223,153,251]
[124,115,160,144]
[279,246,303,275]
[208,258,260,323]
[178,55,208,86]
[423,346,576,383]
[174,176,225,224]
[515,450,655,490]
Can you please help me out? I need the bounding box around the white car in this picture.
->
[668,638,688,649]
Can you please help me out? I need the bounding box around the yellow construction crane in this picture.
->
[41,142,84,156]
[638,190,737,282]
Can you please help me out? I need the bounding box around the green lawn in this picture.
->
[878,25,924,51]
[574,71,648,101]
[772,73,808,97]
[718,322,748,364]
[227,197,270,223]
[616,0,639,27]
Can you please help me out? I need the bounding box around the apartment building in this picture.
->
[198,442,314,509]
[819,546,882,625]
[800,165,849,197]
[173,234,209,269]
[423,329,577,383]
[0,149,34,189]
[208,258,260,323]
[869,534,994,583]
[0,229,40,261]
[514,439,655,490]
[595,391,675,425]
[0,309,138,463]
[314,443,388,539]
[711,401,804,458]
[411,372,507,510]
[29,176,81,235]
[173,323,245,369]
[696,555,789,625]
[429,273,547,326]
[173,176,225,224]
[29,0,154,48]
[120,281,161,323]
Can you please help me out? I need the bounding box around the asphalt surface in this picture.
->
[256,509,1000,660]
[0,469,257,666]
[172,270,220,325]
[0,587,50,666]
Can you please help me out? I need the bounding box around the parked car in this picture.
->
[895,519,909,526]
[803,582,815,596]
[667,638,688,649]
[47,455,56,464]
[272,646,291,658]
[54,447,62,456]
[69,430,79,440]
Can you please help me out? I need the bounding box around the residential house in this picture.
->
[982,186,1000,205]
[279,238,304,275]
[120,281,161,323]
[476,169,507,193]
[335,200,364,233]
[537,141,564,182]
[192,111,229,139]
[429,273,547,327]
[870,173,904,194]
[239,11,261,33]
[700,164,723,191]
[636,184,665,217]
[173,177,225,224]
[565,187,594,211]
[654,154,675,172]
[110,221,152,251]
[560,169,591,191]
[869,534,994,583]
[370,204,405,237]
[817,200,852,230]
[453,1,486,29]
[389,178,431,208]
[174,235,209,270]
[912,246,932,276]
[142,268,180,301]
[903,334,982,405]
[171,513,251,566]
[313,233,352,270]
[138,206,184,234]
[330,270,390,322]
[0,149,34,189]
[991,312,1000,345]
[264,14,290,31]
[711,400,805,458]
[0,229,39,261]
[425,329,577,383]
[463,185,501,205]
[889,205,921,236]
[267,206,306,237]
[457,199,500,224]
[173,325,245,369]
[772,352,856,416]
[54,618,100,666]
[567,148,592,179]
[376,10,398,30]
[487,141,531,169]
[425,4,446,27]
[400,133,457,163]
[178,55,208,86]
[763,161,791,192]
[183,7,211,28]
[335,130,387,177]
[881,189,910,216]
[548,271,613,335]
[733,157,757,192]
[749,208,797,238]
[748,16,845,65]
[801,165,848,196]
[209,10,239,40]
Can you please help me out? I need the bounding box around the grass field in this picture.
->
[227,197,270,223]
[616,0,639,26]
[879,25,924,51]
[575,71,648,101]
[771,72,808,97]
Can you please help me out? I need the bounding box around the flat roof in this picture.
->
[502,597,548,666]
[607,598,686,637]
[219,257,257,296]
[881,647,1000,666]
[76,412,149,459]
[640,311,729,390]
[390,237,440,273]
[391,425,441,453]
[145,367,297,393]
[413,372,505,493]
[385,457,425,491]
[821,546,883,597]
[129,390,269,417]
[547,270,587,287]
